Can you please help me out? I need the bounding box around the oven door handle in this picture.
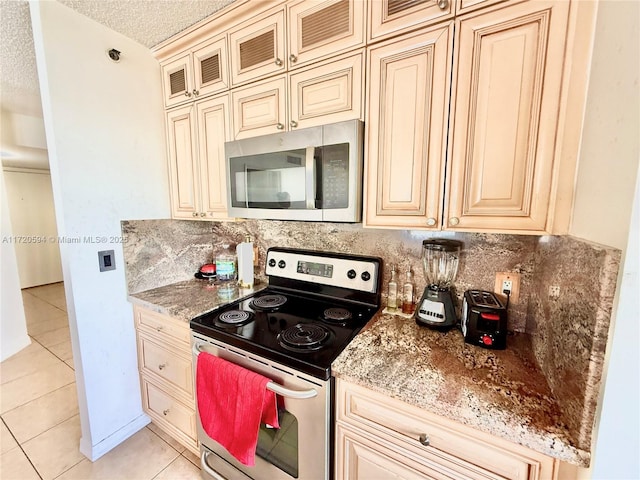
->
[193,342,318,399]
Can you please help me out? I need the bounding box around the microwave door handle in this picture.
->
[305,146,316,209]
[243,164,249,208]
[193,343,318,399]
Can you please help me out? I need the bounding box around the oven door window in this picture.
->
[256,409,298,478]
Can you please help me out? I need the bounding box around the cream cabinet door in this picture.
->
[196,95,231,218]
[166,105,200,219]
[192,36,229,98]
[161,53,194,108]
[456,0,508,16]
[287,0,365,69]
[368,0,453,43]
[229,9,286,87]
[289,50,363,130]
[232,76,287,139]
[445,0,570,233]
[364,24,453,230]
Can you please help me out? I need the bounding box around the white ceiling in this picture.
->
[0,0,234,169]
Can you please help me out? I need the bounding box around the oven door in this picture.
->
[192,333,331,480]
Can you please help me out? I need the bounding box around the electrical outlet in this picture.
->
[549,285,560,298]
[494,272,520,305]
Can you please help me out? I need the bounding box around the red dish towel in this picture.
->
[196,351,280,466]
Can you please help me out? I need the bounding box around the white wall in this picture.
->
[3,169,63,288]
[30,0,170,460]
[0,168,30,361]
[569,1,640,477]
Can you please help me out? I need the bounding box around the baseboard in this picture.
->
[79,413,151,461]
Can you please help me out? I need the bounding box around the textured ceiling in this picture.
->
[0,0,235,115]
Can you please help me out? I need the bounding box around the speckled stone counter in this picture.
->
[332,313,589,467]
[127,279,265,322]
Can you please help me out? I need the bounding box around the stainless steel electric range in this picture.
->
[190,247,382,480]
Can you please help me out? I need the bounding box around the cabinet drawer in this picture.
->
[138,334,193,399]
[142,379,197,451]
[338,380,551,480]
[135,306,190,345]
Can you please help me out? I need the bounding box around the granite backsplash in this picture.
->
[121,218,620,452]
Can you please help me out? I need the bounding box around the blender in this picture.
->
[414,239,462,329]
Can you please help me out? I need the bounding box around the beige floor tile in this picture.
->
[33,326,70,349]
[56,427,180,480]
[0,344,61,385]
[21,415,84,480]
[181,448,200,467]
[47,339,74,361]
[1,362,75,414]
[28,283,67,312]
[147,422,186,453]
[22,294,66,325]
[0,446,41,480]
[153,454,201,480]
[1,421,18,454]
[27,313,69,337]
[2,383,79,443]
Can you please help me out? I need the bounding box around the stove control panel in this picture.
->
[265,249,380,293]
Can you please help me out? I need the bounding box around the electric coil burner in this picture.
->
[278,324,332,351]
[217,310,253,325]
[323,307,352,323]
[250,294,287,311]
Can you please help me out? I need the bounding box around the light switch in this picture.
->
[98,250,116,272]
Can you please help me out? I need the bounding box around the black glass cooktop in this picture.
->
[190,287,378,380]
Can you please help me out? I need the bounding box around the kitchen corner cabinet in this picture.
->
[335,379,574,480]
[161,36,229,108]
[166,94,232,220]
[444,0,571,232]
[232,50,364,139]
[133,306,198,455]
[364,24,453,230]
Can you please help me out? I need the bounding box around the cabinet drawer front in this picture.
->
[142,379,197,446]
[138,335,193,398]
[162,52,193,108]
[135,306,190,345]
[290,51,363,129]
[336,423,505,480]
[368,0,452,43]
[232,76,287,139]
[338,381,543,480]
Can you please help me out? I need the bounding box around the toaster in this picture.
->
[461,290,508,349]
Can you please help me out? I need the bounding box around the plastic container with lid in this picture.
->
[215,244,238,298]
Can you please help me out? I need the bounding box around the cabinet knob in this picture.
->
[275,58,283,67]
[426,217,436,226]
[449,217,460,226]
[437,0,449,10]
[200,212,206,218]
[158,363,166,370]
[155,326,163,332]
[192,89,199,97]
[290,120,298,128]
[289,54,298,63]
[419,434,430,446]
[192,212,198,217]
[184,91,192,98]
[276,123,285,130]
[163,409,170,416]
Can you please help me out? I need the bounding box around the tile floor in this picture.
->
[1,283,202,480]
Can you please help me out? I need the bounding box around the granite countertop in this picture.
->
[332,312,589,467]
[128,279,265,322]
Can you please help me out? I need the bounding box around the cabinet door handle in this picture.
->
[200,212,206,217]
[449,217,460,226]
[192,212,198,217]
[426,217,436,226]
[184,91,192,98]
[158,363,166,370]
[289,54,297,63]
[276,123,285,130]
[155,326,164,332]
[163,409,170,416]
[275,58,283,67]
[192,89,199,97]
[437,0,449,10]
[419,434,430,446]
[290,120,298,128]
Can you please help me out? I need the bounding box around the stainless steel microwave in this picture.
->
[225,120,363,222]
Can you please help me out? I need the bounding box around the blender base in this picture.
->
[414,287,458,329]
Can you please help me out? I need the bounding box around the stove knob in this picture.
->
[361,271,371,281]
[268,259,276,267]
[481,335,493,346]
[278,260,286,269]
[347,269,356,279]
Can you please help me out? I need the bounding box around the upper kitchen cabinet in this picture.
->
[232,76,287,139]
[364,25,453,230]
[166,94,232,219]
[368,0,453,43]
[287,0,365,69]
[161,36,228,108]
[444,0,572,233]
[228,8,287,87]
[455,0,508,16]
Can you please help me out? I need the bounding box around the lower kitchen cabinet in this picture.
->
[133,306,198,455]
[335,379,574,480]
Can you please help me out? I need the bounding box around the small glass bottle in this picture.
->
[387,265,398,311]
[216,244,238,299]
[402,268,415,314]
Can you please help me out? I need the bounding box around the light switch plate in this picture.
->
[98,250,115,272]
